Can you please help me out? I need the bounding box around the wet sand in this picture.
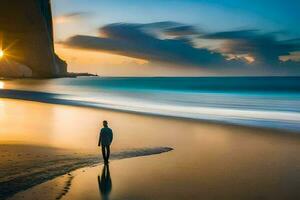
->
[0,144,171,199]
[1,98,300,199]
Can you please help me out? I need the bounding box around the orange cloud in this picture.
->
[55,44,149,65]
[53,12,90,24]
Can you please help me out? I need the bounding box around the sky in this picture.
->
[52,0,300,76]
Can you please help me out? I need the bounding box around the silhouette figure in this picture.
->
[98,164,112,200]
[98,120,113,164]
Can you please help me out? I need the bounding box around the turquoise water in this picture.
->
[1,77,300,132]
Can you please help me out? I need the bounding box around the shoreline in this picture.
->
[0,145,172,199]
[0,93,299,134]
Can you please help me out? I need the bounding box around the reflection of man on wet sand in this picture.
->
[98,164,112,200]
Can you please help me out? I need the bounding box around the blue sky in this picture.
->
[52,0,300,76]
[52,0,300,34]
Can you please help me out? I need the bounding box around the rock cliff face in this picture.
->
[0,0,67,77]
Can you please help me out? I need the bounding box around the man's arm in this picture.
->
[110,130,113,143]
[98,130,102,146]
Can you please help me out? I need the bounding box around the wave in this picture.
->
[1,89,300,132]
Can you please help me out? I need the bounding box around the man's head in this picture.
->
[103,120,108,127]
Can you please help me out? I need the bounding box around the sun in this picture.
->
[0,81,4,89]
[0,50,4,58]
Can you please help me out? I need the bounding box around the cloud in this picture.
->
[61,22,300,74]
[140,21,182,29]
[129,22,200,38]
[63,23,233,69]
[164,25,199,37]
[201,30,300,66]
[54,12,91,24]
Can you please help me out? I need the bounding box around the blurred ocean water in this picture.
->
[1,76,300,132]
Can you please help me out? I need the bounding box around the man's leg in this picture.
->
[106,145,110,161]
[101,146,107,161]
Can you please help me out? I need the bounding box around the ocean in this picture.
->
[1,76,300,132]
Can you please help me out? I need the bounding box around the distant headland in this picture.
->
[0,0,92,78]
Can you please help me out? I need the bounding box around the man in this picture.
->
[98,120,113,164]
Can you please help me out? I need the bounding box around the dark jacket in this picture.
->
[98,127,113,146]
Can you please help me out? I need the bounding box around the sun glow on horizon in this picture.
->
[0,50,4,59]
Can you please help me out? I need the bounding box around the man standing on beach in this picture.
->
[98,120,113,164]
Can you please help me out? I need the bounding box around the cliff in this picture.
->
[0,0,67,77]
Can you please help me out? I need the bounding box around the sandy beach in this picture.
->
[0,97,299,199]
